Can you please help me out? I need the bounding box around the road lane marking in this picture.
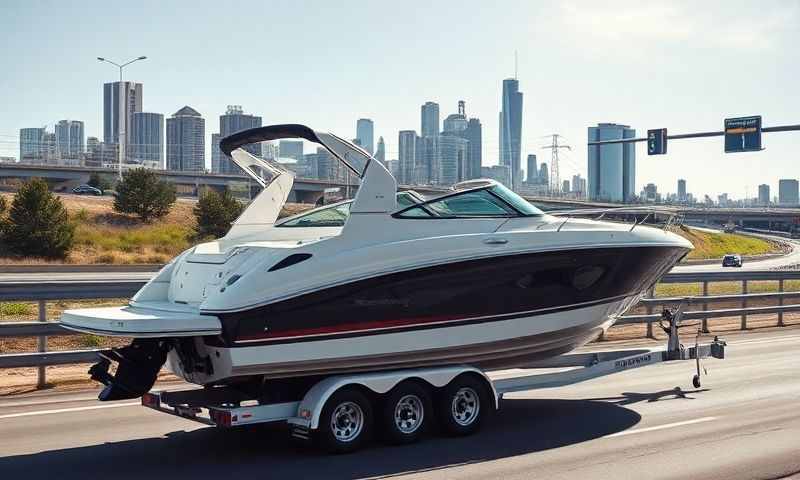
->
[0,395,101,409]
[606,416,718,438]
[730,335,800,346]
[0,402,139,420]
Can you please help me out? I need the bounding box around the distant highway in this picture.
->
[0,329,797,479]
[673,229,800,273]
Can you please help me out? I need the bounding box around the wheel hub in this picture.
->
[451,387,479,426]
[331,401,364,442]
[394,394,424,434]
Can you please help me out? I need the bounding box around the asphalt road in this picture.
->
[0,329,798,479]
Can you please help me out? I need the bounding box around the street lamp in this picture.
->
[97,56,148,179]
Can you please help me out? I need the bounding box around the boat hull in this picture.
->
[183,297,628,382]
[167,245,686,384]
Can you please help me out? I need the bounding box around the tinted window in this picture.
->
[279,203,351,227]
[399,189,515,218]
[489,184,543,215]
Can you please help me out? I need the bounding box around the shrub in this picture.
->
[4,178,75,258]
[194,189,244,239]
[113,168,176,222]
[0,195,6,214]
[0,302,33,316]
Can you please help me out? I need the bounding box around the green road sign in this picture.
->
[647,128,667,155]
[725,116,762,153]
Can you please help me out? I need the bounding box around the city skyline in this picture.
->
[1,1,799,197]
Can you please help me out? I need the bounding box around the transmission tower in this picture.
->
[541,134,571,195]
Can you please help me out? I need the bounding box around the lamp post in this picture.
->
[97,56,147,179]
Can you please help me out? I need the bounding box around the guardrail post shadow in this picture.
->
[702,281,709,333]
[778,279,785,327]
[645,286,655,338]
[740,280,748,330]
[37,300,47,389]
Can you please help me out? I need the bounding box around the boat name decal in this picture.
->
[614,354,652,370]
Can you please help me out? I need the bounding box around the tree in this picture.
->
[113,168,176,221]
[194,189,244,239]
[4,178,74,258]
[87,172,112,193]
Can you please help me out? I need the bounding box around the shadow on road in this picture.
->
[586,387,710,405]
[0,398,640,479]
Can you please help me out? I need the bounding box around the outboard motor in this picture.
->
[88,339,169,401]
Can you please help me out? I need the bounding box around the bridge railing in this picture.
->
[1,270,798,388]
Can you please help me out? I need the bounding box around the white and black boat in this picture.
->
[61,124,692,401]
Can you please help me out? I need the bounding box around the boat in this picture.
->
[61,124,692,401]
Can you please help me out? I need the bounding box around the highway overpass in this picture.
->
[0,163,447,204]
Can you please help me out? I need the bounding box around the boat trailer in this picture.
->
[139,303,726,450]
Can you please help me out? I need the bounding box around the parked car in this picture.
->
[72,184,102,196]
[722,254,743,267]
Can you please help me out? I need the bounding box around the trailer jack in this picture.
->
[659,301,726,388]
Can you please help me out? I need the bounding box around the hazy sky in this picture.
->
[1,0,798,198]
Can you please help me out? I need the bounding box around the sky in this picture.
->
[1,0,799,199]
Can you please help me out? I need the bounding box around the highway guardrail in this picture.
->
[0,270,798,388]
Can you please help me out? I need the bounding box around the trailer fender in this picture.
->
[296,366,497,430]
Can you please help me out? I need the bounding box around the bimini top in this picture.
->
[218,124,398,239]
[220,124,373,179]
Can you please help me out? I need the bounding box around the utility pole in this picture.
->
[541,134,570,195]
[97,56,147,179]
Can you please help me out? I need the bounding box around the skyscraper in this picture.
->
[464,118,482,180]
[211,133,222,173]
[375,136,386,165]
[356,119,374,155]
[539,162,549,186]
[499,78,523,190]
[778,179,799,206]
[758,184,770,206]
[54,120,84,163]
[677,179,687,202]
[103,81,143,162]
[398,130,419,185]
[438,134,468,185]
[563,180,570,193]
[442,101,467,134]
[587,123,636,202]
[19,127,45,163]
[526,154,538,183]
[443,101,481,181]
[130,112,163,168]
[571,174,586,196]
[166,106,205,172]
[421,102,440,137]
[279,140,304,162]
[219,105,262,174]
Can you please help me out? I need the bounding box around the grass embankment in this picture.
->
[0,193,314,264]
[655,280,800,297]
[675,227,781,260]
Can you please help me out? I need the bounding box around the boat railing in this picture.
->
[547,206,684,232]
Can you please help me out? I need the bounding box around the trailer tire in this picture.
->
[380,381,432,444]
[437,375,490,436]
[316,388,373,454]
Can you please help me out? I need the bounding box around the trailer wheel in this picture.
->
[380,381,432,444]
[316,388,373,454]
[437,375,490,436]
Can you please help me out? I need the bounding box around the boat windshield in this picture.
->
[394,185,543,218]
[277,191,422,228]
